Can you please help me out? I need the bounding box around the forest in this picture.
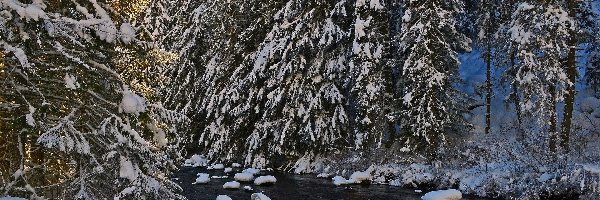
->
[0,0,599,199]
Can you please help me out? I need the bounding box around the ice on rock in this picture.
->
[223,181,241,189]
[234,173,254,182]
[194,173,210,184]
[254,175,277,185]
[224,167,233,173]
[119,86,147,114]
[251,193,272,200]
[216,195,232,200]
[184,154,208,167]
[421,189,462,200]
[242,168,260,175]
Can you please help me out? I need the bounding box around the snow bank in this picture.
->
[251,193,272,200]
[223,181,241,189]
[254,175,277,185]
[194,173,210,184]
[216,195,232,200]
[243,168,260,174]
[421,189,462,200]
[184,155,208,167]
[235,173,254,182]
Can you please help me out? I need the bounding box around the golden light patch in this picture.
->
[111,0,151,20]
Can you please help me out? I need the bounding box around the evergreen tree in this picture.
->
[0,0,186,198]
[398,0,471,157]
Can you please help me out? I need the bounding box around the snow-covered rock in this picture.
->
[194,173,210,184]
[244,186,254,191]
[243,168,260,174]
[224,167,233,173]
[216,195,232,200]
[184,155,208,167]
[251,193,272,200]
[223,181,241,189]
[421,189,462,200]
[209,164,225,170]
[349,171,371,184]
[332,176,350,186]
[235,173,254,182]
[254,175,277,185]
[232,163,242,168]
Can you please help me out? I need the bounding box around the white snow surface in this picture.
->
[332,176,350,186]
[194,173,210,184]
[223,181,241,189]
[0,197,28,200]
[209,164,225,170]
[224,167,233,173]
[242,168,260,174]
[119,156,138,181]
[119,87,147,114]
[184,154,208,167]
[64,74,80,89]
[349,171,371,183]
[421,189,462,200]
[120,23,135,44]
[254,175,277,185]
[251,193,272,200]
[216,195,232,200]
[234,173,254,182]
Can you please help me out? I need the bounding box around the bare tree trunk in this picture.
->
[510,50,524,140]
[549,84,558,153]
[561,0,577,153]
[485,43,492,135]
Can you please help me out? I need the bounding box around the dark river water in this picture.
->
[172,166,487,200]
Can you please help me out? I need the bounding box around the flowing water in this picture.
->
[173,167,485,200]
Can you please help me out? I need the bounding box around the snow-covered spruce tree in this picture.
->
[499,1,572,153]
[397,0,471,157]
[0,0,187,199]
[210,0,356,167]
[349,0,392,151]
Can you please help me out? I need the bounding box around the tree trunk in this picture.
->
[560,0,577,153]
[549,84,558,153]
[485,42,492,135]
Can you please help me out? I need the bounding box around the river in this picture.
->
[173,166,487,200]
